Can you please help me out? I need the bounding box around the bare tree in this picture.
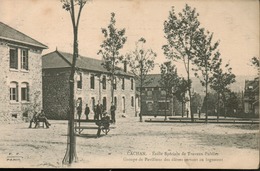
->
[61,0,88,165]
[126,38,156,122]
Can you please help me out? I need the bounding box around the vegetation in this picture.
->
[98,12,127,104]
[127,38,156,122]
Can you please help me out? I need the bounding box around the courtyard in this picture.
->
[0,115,258,169]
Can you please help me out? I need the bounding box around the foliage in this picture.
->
[250,56,260,75]
[201,93,218,114]
[251,56,259,68]
[160,61,180,97]
[98,12,127,103]
[127,38,156,84]
[191,92,202,114]
[126,37,157,121]
[162,4,201,122]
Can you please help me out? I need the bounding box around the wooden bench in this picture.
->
[74,116,113,137]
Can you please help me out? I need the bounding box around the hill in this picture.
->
[191,75,258,96]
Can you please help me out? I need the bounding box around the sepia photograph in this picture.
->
[0,0,259,169]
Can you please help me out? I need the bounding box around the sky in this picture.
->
[0,0,259,77]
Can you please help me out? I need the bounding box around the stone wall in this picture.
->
[42,68,70,120]
[0,40,43,122]
[42,68,136,120]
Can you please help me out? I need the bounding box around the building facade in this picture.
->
[42,50,135,120]
[135,74,182,117]
[244,77,259,116]
[0,22,47,121]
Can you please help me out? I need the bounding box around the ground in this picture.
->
[0,116,258,169]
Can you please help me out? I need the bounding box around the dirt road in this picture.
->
[0,116,258,169]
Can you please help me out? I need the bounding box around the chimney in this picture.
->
[124,60,127,73]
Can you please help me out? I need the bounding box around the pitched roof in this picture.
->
[136,74,162,87]
[42,50,133,77]
[0,22,47,49]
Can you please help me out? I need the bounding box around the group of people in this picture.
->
[28,109,51,128]
[77,100,117,124]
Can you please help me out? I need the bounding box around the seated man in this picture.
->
[37,110,51,128]
[28,112,39,128]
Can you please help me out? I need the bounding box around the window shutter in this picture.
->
[15,49,18,69]
[16,83,19,102]
[26,51,29,70]
[27,84,30,101]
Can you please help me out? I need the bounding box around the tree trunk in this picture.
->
[187,59,194,122]
[139,79,143,122]
[164,93,167,121]
[217,92,220,122]
[181,101,184,118]
[63,28,78,165]
[205,61,208,123]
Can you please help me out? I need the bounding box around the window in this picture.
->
[146,101,153,111]
[102,76,106,90]
[10,82,18,102]
[114,97,117,107]
[122,97,125,113]
[90,74,95,89]
[21,49,29,70]
[102,97,107,111]
[91,97,95,111]
[21,82,29,101]
[158,102,169,110]
[77,73,82,89]
[161,90,166,96]
[146,88,153,96]
[131,96,134,107]
[131,79,134,90]
[113,77,117,90]
[122,78,125,90]
[10,47,18,69]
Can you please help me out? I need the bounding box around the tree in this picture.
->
[175,78,189,117]
[61,0,88,165]
[210,57,236,121]
[190,92,202,115]
[192,29,219,123]
[162,4,200,122]
[126,38,157,122]
[98,12,127,104]
[250,56,259,75]
[160,61,180,120]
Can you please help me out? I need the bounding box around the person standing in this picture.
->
[77,100,82,120]
[110,102,116,124]
[84,104,90,120]
[96,101,102,120]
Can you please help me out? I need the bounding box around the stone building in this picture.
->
[0,22,47,121]
[42,50,135,120]
[244,77,259,116]
[135,74,182,117]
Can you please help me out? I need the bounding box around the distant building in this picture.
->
[135,74,182,117]
[42,50,135,120]
[0,22,47,121]
[244,77,259,116]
